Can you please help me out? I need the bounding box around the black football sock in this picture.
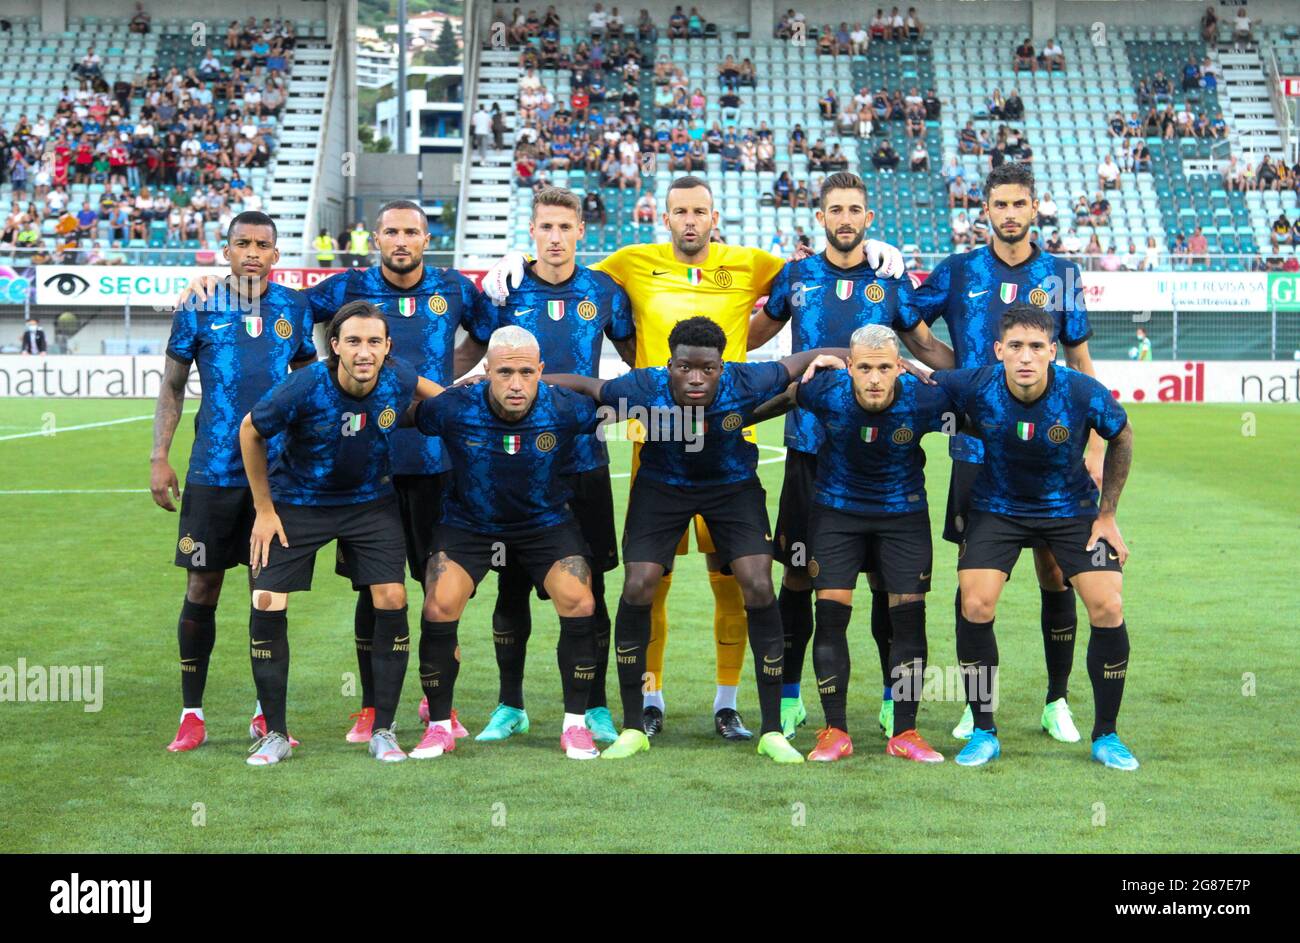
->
[746,602,785,735]
[1040,587,1077,703]
[557,615,597,715]
[370,605,410,731]
[778,584,814,694]
[1086,622,1130,741]
[177,598,216,709]
[870,589,893,694]
[955,611,998,731]
[353,591,376,709]
[587,570,610,710]
[888,600,926,735]
[492,569,533,709]
[418,618,460,723]
[614,599,652,731]
[811,599,852,732]
[248,608,289,736]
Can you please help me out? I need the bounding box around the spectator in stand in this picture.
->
[1172,231,1190,268]
[951,209,972,248]
[889,7,905,40]
[871,137,899,170]
[789,122,808,156]
[1082,232,1103,270]
[905,7,923,39]
[1188,227,1209,266]
[1152,70,1172,102]
[1175,102,1195,137]
[819,89,838,120]
[1044,228,1063,254]
[1232,6,1252,45]
[637,9,658,43]
[756,135,775,171]
[817,24,835,56]
[1099,242,1122,272]
[1089,191,1111,226]
[1131,138,1152,173]
[1118,240,1142,272]
[687,7,705,38]
[833,22,852,55]
[739,135,757,171]
[773,170,793,207]
[20,317,48,355]
[617,151,640,190]
[792,178,810,208]
[581,190,608,227]
[738,58,756,87]
[634,188,656,224]
[825,142,848,170]
[1014,38,1036,75]
[1257,155,1281,191]
[988,88,1006,120]
[948,173,971,210]
[1037,191,1058,227]
[720,131,740,171]
[1181,56,1201,91]
[850,22,869,55]
[870,9,889,41]
[856,99,874,138]
[837,106,858,138]
[958,119,981,155]
[1072,193,1092,228]
[1003,88,1024,121]
[1039,37,1065,73]
[668,6,687,39]
[1098,153,1121,190]
[1201,5,1219,42]
[129,2,152,34]
[909,140,929,172]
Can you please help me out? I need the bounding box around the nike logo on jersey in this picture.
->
[651,269,669,275]
[800,284,823,294]
[513,308,533,316]
[211,322,233,330]
[967,290,989,299]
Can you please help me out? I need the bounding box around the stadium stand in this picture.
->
[460,4,1299,274]
[0,13,331,265]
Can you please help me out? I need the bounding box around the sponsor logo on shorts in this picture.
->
[273,318,294,339]
[892,427,914,444]
[713,268,733,288]
[377,407,397,429]
[535,431,557,452]
[577,300,598,320]
[178,535,196,554]
[428,295,448,315]
[721,412,743,432]
[864,282,885,304]
[1047,423,1070,444]
[1028,287,1049,307]
[808,558,820,578]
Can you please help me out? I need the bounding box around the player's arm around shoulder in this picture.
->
[401,374,448,427]
[544,372,608,401]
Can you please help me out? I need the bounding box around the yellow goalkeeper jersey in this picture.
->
[592,242,786,367]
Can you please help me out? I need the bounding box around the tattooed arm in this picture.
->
[149,357,189,511]
[1088,422,1133,565]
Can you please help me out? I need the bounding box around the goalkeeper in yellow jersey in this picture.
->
[480,176,905,740]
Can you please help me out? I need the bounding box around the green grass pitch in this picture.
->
[0,397,1296,853]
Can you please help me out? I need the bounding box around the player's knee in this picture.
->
[890,592,925,607]
[1086,591,1124,627]
[1033,552,1067,590]
[961,592,997,623]
[737,574,775,609]
[555,589,596,618]
[621,571,660,607]
[422,595,458,622]
[370,583,406,610]
[186,571,223,607]
[781,567,812,592]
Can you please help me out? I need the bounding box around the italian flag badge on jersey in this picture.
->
[547,300,565,321]
[1016,422,1035,440]
[1000,283,1018,304]
[861,426,878,443]
[503,434,522,454]
[347,413,366,433]
[836,279,854,301]
[243,316,262,337]
[686,267,703,286]
[397,297,415,317]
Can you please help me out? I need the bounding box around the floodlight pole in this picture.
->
[397,0,407,154]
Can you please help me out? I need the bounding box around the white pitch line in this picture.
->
[0,413,156,442]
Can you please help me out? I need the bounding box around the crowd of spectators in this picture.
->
[0,19,293,261]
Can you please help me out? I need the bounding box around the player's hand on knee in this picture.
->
[1087,513,1128,566]
[865,238,905,279]
[250,510,288,571]
[176,274,220,309]
[483,251,529,305]
[149,458,180,511]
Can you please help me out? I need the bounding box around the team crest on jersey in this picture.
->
[547,300,565,321]
[243,316,263,337]
[835,279,854,301]
[714,269,733,288]
[536,431,557,452]
[865,282,886,304]
[1016,422,1035,441]
[577,300,598,321]
[1047,423,1070,444]
[861,426,878,443]
[378,407,397,429]
[892,427,914,445]
[1028,287,1049,307]
[396,297,415,318]
[428,295,448,316]
[685,267,703,286]
[178,535,196,554]
[273,318,294,339]
[999,283,1018,304]
[721,412,743,432]
[502,435,522,455]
